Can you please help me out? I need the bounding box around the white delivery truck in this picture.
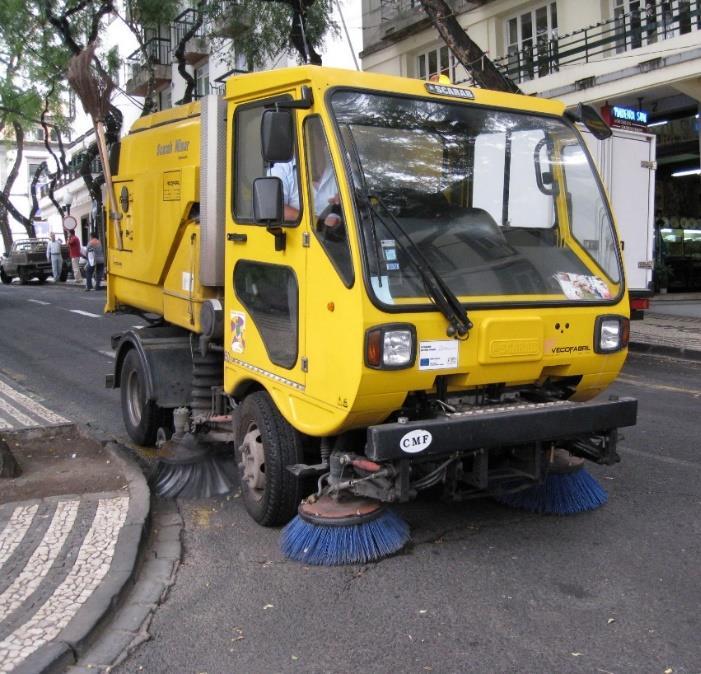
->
[581,126,656,319]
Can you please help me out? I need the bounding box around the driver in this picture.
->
[268,122,342,235]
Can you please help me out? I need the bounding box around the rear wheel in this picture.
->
[120,349,163,446]
[234,391,304,526]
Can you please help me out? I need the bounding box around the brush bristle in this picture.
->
[494,469,608,515]
[153,457,232,499]
[280,508,410,566]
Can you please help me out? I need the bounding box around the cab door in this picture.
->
[224,94,307,401]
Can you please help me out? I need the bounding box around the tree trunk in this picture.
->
[175,1,207,105]
[0,122,35,250]
[419,0,521,94]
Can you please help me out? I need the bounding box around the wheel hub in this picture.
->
[239,423,265,499]
[125,369,143,427]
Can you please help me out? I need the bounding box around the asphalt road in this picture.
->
[1,281,700,674]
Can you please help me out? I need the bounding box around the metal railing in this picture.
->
[173,8,206,45]
[38,158,102,199]
[494,0,701,84]
[127,36,172,71]
[379,0,474,24]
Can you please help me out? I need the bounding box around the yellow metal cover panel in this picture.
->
[478,317,545,364]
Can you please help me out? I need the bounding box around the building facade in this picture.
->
[361,0,701,289]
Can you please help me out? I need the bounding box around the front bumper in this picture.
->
[366,397,637,461]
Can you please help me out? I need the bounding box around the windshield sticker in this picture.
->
[555,272,612,300]
[381,239,400,272]
[230,311,246,354]
[419,340,459,370]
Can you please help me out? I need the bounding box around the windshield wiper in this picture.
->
[367,195,472,338]
[341,126,471,338]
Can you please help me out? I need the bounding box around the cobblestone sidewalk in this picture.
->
[0,378,149,674]
[630,312,701,359]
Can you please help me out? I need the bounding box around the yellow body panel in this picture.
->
[107,66,629,438]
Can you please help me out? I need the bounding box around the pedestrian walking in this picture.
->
[67,231,83,283]
[46,233,63,282]
[84,233,105,291]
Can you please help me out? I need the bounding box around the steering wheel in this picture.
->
[316,203,345,242]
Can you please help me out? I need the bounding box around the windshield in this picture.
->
[330,90,622,306]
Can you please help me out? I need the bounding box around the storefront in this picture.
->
[651,111,701,290]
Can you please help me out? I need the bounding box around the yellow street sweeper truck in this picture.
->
[105,67,636,560]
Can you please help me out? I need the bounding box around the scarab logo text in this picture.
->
[400,429,433,454]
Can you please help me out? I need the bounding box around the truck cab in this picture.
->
[106,67,636,524]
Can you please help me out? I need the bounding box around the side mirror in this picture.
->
[261,109,294,163]
[567,103,612,140]
[253,177,286,251]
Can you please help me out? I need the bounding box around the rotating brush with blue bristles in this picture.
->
[494,448,607,515]
[280,495,410,566]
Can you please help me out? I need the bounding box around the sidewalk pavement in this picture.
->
[0,377,151,674]
[629,293,701,361]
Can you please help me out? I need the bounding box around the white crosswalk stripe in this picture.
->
[0,379,68,429]
[0,505,38,572]
[0,501,80,623]
[0,497,129,674]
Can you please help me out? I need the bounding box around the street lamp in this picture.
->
[62,189,77,236]
[62,188,74,216]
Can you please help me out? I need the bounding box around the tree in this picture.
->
[215,0,337,71]
[418,0,521,94]
[0,0,79,251]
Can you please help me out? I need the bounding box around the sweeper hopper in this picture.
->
[105,67,637,564]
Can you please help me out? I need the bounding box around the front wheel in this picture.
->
[120,349,163,446]
[234,391,304,526]
[0,268,11,284]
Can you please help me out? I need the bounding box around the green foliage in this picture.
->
[214,0,338,69]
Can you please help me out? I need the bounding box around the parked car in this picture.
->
[0,238,69,284]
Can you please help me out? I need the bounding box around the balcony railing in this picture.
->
[380,0,475,25]
[173,8,206,45]
[127,36,172,75]
[494,0,701,85]
[38,158,102,200]
[125,36,173,96]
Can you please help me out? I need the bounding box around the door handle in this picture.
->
[227,233,248,243]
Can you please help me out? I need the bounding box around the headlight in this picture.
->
[365,324,416,369]
[594,315,630,353]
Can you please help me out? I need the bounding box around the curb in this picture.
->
[12,434,151,674]
[629,340,701,362]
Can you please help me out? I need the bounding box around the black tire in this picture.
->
[59,264,68,282]
[234,391,304,526]
[0,268,11,284]
[18,269,30,285]
[120,349,162,446]
[37,274,46,284]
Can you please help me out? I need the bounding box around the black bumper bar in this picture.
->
[366,397,637,462]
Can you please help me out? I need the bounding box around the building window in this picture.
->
[505,2,558,82]
[417,46,454,81]
[27,162,43,192]
[195,62,209,98]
